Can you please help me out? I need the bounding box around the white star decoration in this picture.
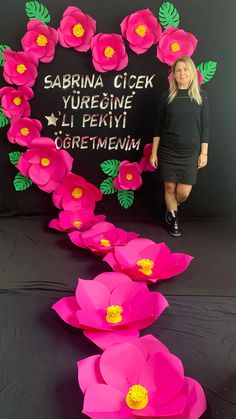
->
[45,113,58,126]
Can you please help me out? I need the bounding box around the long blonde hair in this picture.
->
[168,56,202,105]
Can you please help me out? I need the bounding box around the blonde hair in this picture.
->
[168,56,202,105]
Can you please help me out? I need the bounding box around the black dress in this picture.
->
[154,89,209,185]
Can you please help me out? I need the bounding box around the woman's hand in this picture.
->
[150,152,158,168]
[198,153,208,169]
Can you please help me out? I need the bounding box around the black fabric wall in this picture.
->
[0,0,235,219]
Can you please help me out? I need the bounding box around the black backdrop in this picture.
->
[0,0,236,219]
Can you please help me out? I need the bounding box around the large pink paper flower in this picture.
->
[139,144,155,172]
[58,6,96,52]
[49,209,106,232]
[52,173,103,211]
[69,221,139,255]
[91,33,128,72]
[104,238,193,283]
[3,49,38,87]
[168,70,203,86]
[78,334,207,418]
[16,137,73,193]
[21,19,58,63]
[157,27,198,66]
[7,117,42,146]
[121,9,162,54]
[0,86,33,118]
[53,273,168,349]
[114,161,143,191]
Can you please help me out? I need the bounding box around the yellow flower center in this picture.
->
[170,42,181,52]
[36,34,48,47]
[104,46,115,58]
[135,24,147,38]
[20,127,29,136]
[13,96,22,106]
[106,305,123,323]
[100,239,111,248]
[41,157,50,167]
[126,173,133,181]
[73,220,82,227]
[136,258,154,276]
[72,187,83,199]
[16,64,27,74]
[126,384,148,410]
[72,23,85,38]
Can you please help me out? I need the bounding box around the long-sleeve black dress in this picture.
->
[154,88,209,185]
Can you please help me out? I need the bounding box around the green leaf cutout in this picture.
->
[25,1,51,23]
[100,177,116,195]
[0,107,10,127]
[13,172,32,191]
[159,2,180,28]
[197,61,217,84]
[117,190,134,209]
[0,44,10,67]
[9,151,23,166]
[100,159,120,177]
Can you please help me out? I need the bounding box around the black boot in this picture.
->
[166,210,181,237]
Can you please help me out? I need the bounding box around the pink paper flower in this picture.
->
[91,33,128,72]
[58,6,96,52]
[114,161,143,191]
[21,19,58,63]
[16,137,73,193]
[168,70,203,86]
[69,221,139,255]
[52,173,103,211]
[0,86,34,118]
[139,144,155,172]
[49,209,106,232]
[121,9,162,54]
[3,49,38,87]
[78,334,207,418]
[7,117,42,146]
[104,238,193,283]
[52,273,168,349]
[157,27,198,66]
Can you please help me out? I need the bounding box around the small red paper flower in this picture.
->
[157,27,198,66]
[114,161,143,191]
[121,9,162,54]
[3,49,38,87]
[91,33,128,72]
[139,144,156,172]
[0,86,34,118]
[69,221,138,255]
[7,117,42,146]
[52,173,103,211]
[58,6,96,52]
[49,209,106,232]
[21,19,58,63]
[17,137,73,193]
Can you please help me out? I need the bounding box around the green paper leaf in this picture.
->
[9,151,23,166]
[197,61,217,84]
[0,44,11,67]
[25,1,51,23]
[159,2,180,28]
[100,177,116,195]
[117,190,134,209]
[100,159,120,177]
[13,172,32,191]
[0,107,10,127]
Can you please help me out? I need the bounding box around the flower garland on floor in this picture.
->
[0,1,215,417]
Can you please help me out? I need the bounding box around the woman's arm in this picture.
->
[198,92,209,169]
[150,136,160,168]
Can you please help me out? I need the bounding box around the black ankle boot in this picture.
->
[166,210,181,237]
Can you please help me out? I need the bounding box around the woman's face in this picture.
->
[174,61,192,88]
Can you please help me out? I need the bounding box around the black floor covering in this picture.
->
[0,216,236,419]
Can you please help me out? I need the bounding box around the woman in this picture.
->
[150,56,209,237]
